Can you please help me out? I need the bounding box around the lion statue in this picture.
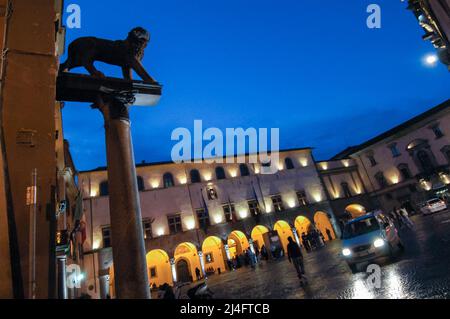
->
[60,27,158,84]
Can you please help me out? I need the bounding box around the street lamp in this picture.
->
[424,53,438,66]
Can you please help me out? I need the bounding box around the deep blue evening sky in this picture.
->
[61,0,450,171]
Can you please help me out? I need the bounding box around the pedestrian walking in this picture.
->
[287,237,307,284]
[195,267,201,281]
[326,228,333,242]
[400,207,414,229]
[301,232,311,252]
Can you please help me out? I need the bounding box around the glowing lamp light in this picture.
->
[213,215,223,224]
[185,217,196,230]
[179,176,187,184]
[342,160,350,167]
[424,54,438,66]
[287,198,296,208]
[299,158,308,167]
[203,172,212,181]
[92,240,100,250]
[239,210,248,219]
[342,248,351,257]
[390,175,399,184]
[90,189,98,197]
[439,172,450,185]
[278,164,284,171]
[150,180,160,189]
[312,192,323,202]
[157,228,165,237]
[265,206,272,213]
[320,162,328,170]
[229,169,237,178]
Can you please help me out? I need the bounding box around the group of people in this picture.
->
[227,248,258,270]
[300,228,333,252]
[389,206,414,230]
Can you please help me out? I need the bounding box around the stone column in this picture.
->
[248,239,256,254]
[170,258,177,284]
[224,244,231,261]
[98,274,109,299]
[94,93,149,299]
[198,251,206,278]
[57,256,67,299]
[292,228,301,246]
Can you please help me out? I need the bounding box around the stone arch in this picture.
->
[273,220,294,253]
[146,249,173,288]
[314,211,336,241]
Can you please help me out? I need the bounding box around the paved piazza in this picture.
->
[181,210,450,299]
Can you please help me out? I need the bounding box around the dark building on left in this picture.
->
[0,0,81,299]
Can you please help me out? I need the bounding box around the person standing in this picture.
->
[287,237,307,283]
[400,207,414,229]
[326,228,333,242]
[195,267,201,281]
[301,232,311,252]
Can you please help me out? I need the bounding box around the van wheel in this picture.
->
[348,263,358,273]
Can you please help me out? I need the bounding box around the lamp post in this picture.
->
[57,73,162,299]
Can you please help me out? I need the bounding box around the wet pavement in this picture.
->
[193,210,450,299]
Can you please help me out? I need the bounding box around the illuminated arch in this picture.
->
[227,230,250,258]
[274,220,294,253]
[345,204,367,218]
[314,211,336,241]
[146,249,173,288]
[251,225,269,251]
[294,216,312,236]
[202,236,227,274]
[174,242,202,282]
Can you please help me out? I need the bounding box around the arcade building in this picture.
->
[79,99,450,299]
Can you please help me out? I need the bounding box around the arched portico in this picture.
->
[146,249,173,288]
[314,211,336,241]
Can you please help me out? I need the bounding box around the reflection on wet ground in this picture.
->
[194,210,450,299]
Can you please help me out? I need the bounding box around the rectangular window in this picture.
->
[296,190,308,206]
[142,219,153,240]
[389,144,401,157]
[222,204,235,222]
[341,183,352,198]
[271,195,284,212]
[167,214,182,234]
[102,227,111,248]
[149,267,157,278]
[432,125,444,138]
[196,208,210,229]
[247,200,261,216]
[367,155,377,166]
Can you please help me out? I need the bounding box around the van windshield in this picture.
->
[343,217,380,239]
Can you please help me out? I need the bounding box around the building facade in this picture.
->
[333,99,450,215]
[0,0,81,299]
[79,99,450,299]
[79,148,347,298]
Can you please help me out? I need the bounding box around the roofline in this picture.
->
[79,146,314,174]
[332,99,450,158]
